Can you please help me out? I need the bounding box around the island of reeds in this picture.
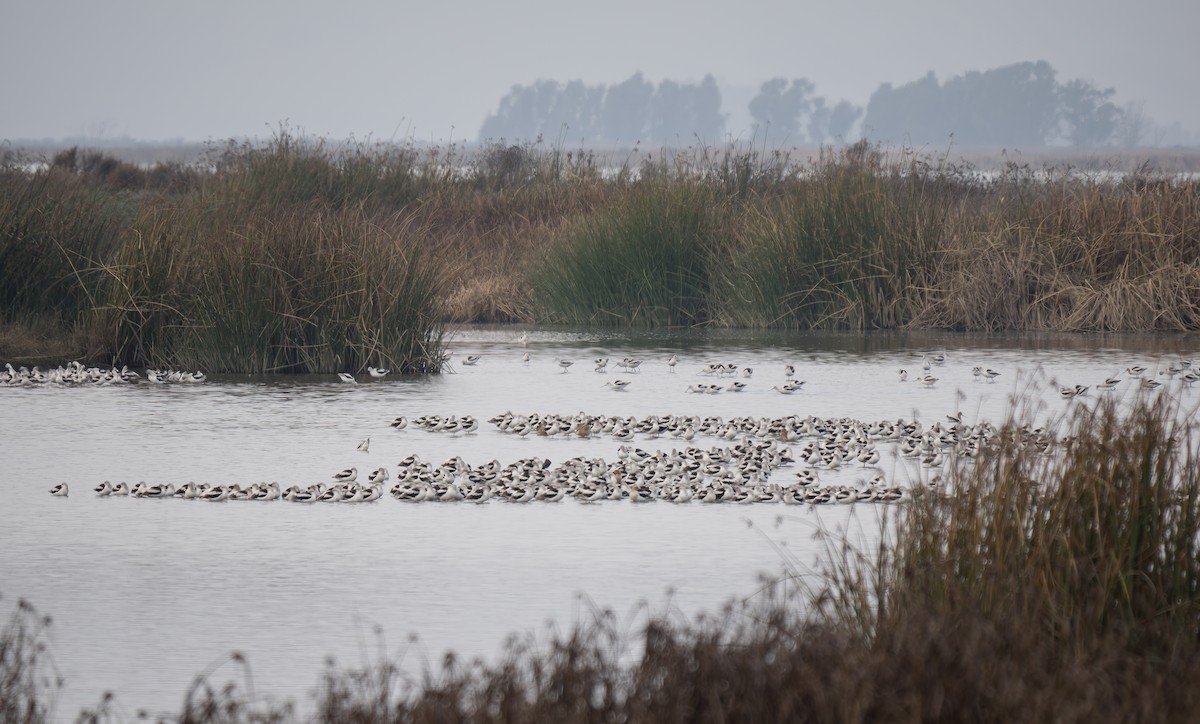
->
[2,135,1198,373]
[5,394,1200,721]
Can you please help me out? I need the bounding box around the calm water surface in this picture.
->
[3,327,1197,717]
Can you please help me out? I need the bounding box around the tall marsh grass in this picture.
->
[1,140,448,373]
[0,166,130,325]
[532,183,721,326]
[878,394,1200,648]
[912,166,1200,331]
[720,146,955,328]
[98,203,445,374]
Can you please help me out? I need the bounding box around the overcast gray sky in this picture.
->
[3,0,1197,143]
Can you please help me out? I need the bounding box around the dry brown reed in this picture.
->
[912,167,1200,331]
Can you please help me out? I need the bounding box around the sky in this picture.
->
[3,0,1198,144]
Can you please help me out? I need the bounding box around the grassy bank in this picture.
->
[6,394,1199,721]
[3,136,1199,370]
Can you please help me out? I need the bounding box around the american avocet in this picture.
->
[522,352,530,364]
[94,481,113,496]
[1142,378,1162,391]
[357,437,370,452]
[898,369,908,382]
[319,486,346,503]
[112,482,130,496]
[390,416,408,429]
[368,366,390,378]
[606,379,631,390]
[667,354,678,372]
[1059,386,1078,399]
[972,366,982,381]
[49,482,68,497]
[137,482,176,498]
[465,484,493,503]
[1098,377,1121,391]
[784,364,795,377]
[337,372,357,384]
[918,374,938,388]
[742,367,753,378]
[333,466,358,483]
[519,331,529,346]
[1126,365,1147,377]
[984,368,1001,383]
[199,484,232,502]
[462,355,481,366]
[557,359,574,372]
[858,448,881,467]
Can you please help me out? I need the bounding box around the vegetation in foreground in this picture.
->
[6,394,1200,722]
[2,136,1199,371]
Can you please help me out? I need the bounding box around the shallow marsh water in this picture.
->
[2,327,1197,717]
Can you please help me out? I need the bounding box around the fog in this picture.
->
[2,0,1198,147]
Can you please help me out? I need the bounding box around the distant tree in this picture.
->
[859,61,1150,148]
[481,72,724,146]
[479,83,536,140]
[601,73,655,144]
[804,98,864,145]
[864,61,1062,147]
[1115,100,1148,149]
[554,79,606,143]
[749,78,816,143]
[649,79,687,144]
[807,97,831,146]
[956,61,1059,146]
[478,80,566,140]
[648,75,726,144]
[691,74,725,142]
[827,100,863,142]
[1057,79,1122,146]
[863,72,944,144]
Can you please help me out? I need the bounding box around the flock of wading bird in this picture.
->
[32,344,1197,506]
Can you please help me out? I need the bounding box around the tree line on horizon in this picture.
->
[479,61,1150,149]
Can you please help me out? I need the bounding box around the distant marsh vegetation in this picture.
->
[2,135,1198,369]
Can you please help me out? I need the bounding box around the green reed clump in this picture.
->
[720,144,957,329]
[0,165,131,326]
[96,201,445,374]
[532,182,721,326]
